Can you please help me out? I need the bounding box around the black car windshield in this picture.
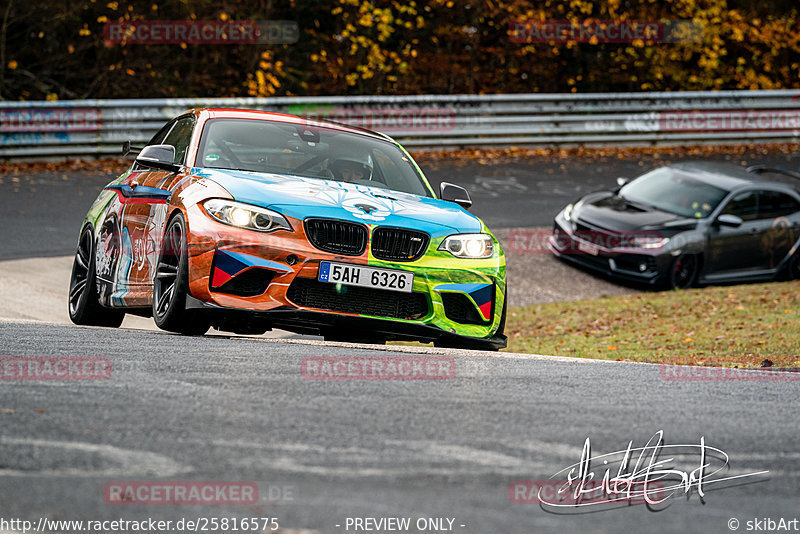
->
[619,168,728,218]
[196,118,431,197]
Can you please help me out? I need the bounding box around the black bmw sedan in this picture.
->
[549,162,800,289]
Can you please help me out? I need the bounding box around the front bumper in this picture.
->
[183,204,506,345]
[549,215,670,285]
[186,296,507,350]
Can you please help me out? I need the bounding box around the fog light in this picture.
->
[639,263,648,272]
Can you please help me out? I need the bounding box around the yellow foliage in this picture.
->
[246,50,286,97]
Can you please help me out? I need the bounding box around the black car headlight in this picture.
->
[630,235,670,249]
[203,199,292,233]
[439,234,494,258]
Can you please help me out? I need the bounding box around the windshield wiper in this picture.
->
[620,195,657,211]
[621,195,686,216]
[208,166,257,172]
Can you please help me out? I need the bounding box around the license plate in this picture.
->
[578,241,600,255]
[318,262,414,293]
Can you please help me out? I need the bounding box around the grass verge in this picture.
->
[505,280,800,367]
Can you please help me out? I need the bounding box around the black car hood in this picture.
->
[573,192,698,232]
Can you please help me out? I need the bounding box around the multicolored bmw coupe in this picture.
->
[68,109,507,350]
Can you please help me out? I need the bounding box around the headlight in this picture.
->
[563,203,574,221]
[438,234,494,258]
[203,199,292,233]
[630,235,670,249]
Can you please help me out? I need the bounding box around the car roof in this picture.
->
[189,107,395,143]
[666,161,800,194]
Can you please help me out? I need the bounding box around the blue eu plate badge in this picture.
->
[318,262,331,282]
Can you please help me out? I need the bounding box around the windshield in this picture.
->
[619,168,728,218]
[196,118,431,198]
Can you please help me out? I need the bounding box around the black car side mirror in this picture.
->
[716,214,743,228]
[439,182,472,209]
[136,144,181,173]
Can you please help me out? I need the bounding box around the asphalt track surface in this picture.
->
[1,153,799,533]
[1,321,798,534]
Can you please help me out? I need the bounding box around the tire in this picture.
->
[788,252,800,281]
[68,226,125,327]
[152,214,210,335]
[667,253,699,290]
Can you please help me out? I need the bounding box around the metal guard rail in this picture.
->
[0,90,798,158]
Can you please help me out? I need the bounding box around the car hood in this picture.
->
[192,168,483,237]
[573,192,698,232]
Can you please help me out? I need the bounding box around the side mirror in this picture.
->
[135,144,180,173]
[716,214,743,228]
[616,177,629,187]
[439,182,472,209]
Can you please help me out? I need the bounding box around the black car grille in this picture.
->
[213,268,274,297]
[371,227,429,261]
[578,253,610,268]
[287,278,429,320]
[305,219,368,256]
[441,292,490,325]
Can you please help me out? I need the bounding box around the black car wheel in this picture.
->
[153,214,210,335]
[668,253,699,290]
[68,226,125,327]
[788,252,800,280]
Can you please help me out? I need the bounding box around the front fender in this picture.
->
[667,229,706,256]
